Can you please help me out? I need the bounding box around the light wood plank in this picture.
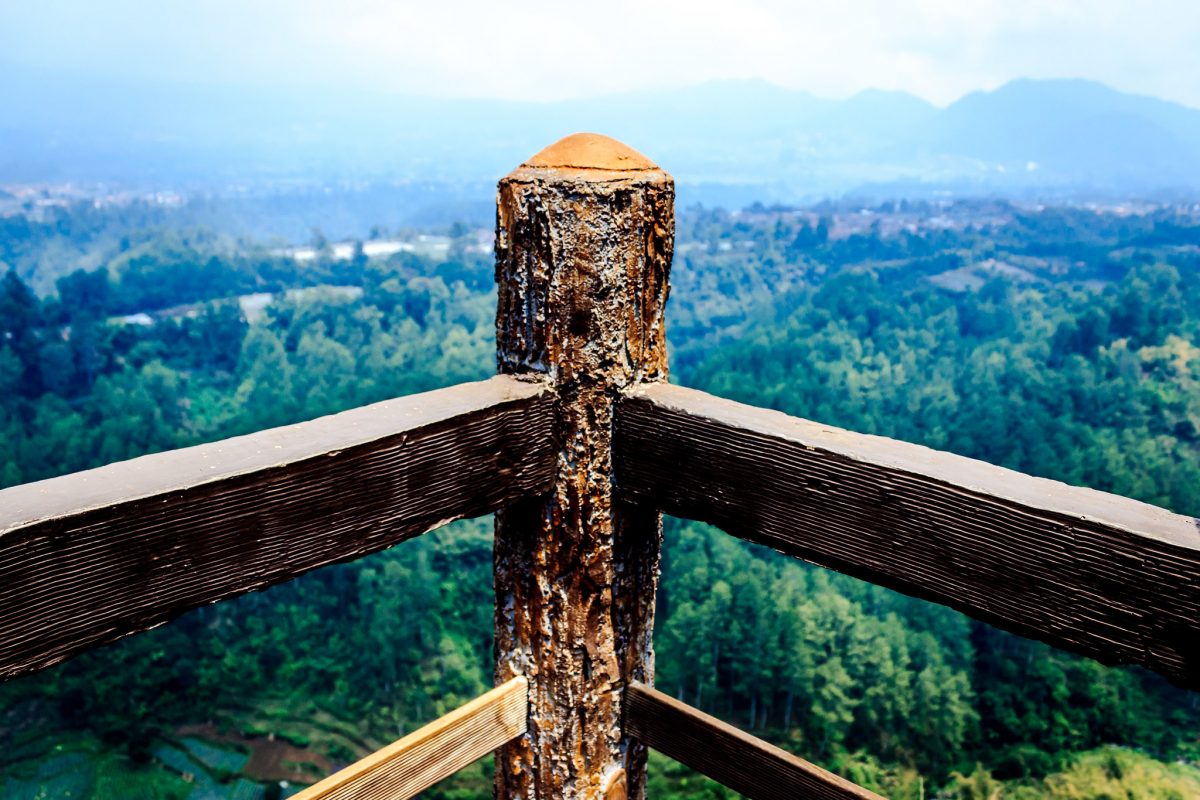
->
[615,382,1200,689]
[293,676,528,800]
[625,682,881,800]
[0,377,554,679]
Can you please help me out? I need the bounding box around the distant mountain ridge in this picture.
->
[2,67,1198,202]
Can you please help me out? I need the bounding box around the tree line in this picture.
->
[2,201,1199,798]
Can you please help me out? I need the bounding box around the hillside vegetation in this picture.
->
[1,199,1198,798]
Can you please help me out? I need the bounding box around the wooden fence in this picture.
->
[2,132,1197,799]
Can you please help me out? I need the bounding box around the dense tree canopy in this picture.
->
[2,200,1199,798]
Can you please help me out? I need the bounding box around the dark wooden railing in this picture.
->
[2,132,1198,800]
[618,382,1200,688]
[1,378,554,678]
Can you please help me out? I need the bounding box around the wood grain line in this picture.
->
[293,676,528,800]
[0,377,554,680]
[625,682,881,800]
[615,382,1200,689]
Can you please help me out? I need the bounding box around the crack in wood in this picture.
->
[493,133,674,800]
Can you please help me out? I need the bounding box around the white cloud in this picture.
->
[2,0,1198,107]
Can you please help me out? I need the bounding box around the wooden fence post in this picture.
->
[493,133,674,799]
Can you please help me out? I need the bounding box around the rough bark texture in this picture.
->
[493,133,674,800]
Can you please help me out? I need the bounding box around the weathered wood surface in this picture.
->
[0,376,554,680]
[292,676,528,800]
[493,132,673,800]
[616,382,1200,689]
[624,682,881,800]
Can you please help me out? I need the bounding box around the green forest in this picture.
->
[1,198,1199,799]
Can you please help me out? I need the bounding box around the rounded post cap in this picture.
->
[508,133,668,182]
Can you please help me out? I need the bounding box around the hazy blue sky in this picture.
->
[2,0,1198,107]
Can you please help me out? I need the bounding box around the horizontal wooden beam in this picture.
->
[0,376,555,680]
[616,383,1200,689]
[293,676,528,800]
[625,682,880,800]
